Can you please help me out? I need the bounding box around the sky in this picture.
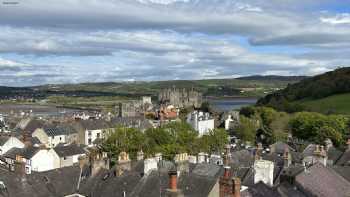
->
[0,0,350,86]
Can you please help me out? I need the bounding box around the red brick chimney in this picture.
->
[232,177,241,197]
[169,171,178,191]
[166,171,184,197]
[220,166,232,197]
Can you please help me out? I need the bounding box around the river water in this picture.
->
[207,97,257,112]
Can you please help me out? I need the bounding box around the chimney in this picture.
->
[169,170,177,191]
[220,166,232,197]
[232,177,241,197]
[223,166,231,179]
[255,143,263,160]
[166,171,184,197]
[223,145,231,166]
[283,147,291,168]
[137,150,144,161]
[78,155,87,169]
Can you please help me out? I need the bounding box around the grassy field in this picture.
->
[297,93,350,114]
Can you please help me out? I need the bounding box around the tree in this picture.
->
[289,112,348,146]
[240,106,256,118]
[236,116,258,142]
[102,127,146,160]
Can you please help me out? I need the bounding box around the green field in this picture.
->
[297,93,350,114]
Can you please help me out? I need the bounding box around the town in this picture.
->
[1,80,350,197]
[2,0,350,197]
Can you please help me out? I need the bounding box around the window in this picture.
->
[88,138,92,145]
[97,133,100,138]
[63,156,67,160]
[59,137,62,141]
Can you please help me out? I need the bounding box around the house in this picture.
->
[3,146,59,173]
[32,125,78,148]
[187,111,215,136]
[0,136,25,155]
[53,143,86,168]
[73,120,113,147]
[15,118,45,134]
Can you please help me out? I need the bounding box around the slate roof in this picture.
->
[77,120,112,130]
[332,165,350,182]
[43,125,77,137]
[3,147,39,160]
[277,182,307,197]
[53,144,86,157]
[270,141,294,155]
[241,182,281,197]
[0,166,81,197]
[16,119,45,133]
[295,163,350,197]
[0,157,224,197]
[0,136,9,146]
[336,149,350,166]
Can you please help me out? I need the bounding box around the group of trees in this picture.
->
[238,106,350,147]
[289,112,349,146]
[102,122,229,162]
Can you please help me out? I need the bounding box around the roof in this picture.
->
[327,146,343,162]
[3,147,39,159]
[16,119,45,133]
[332,165,350,183]
[0,166,81,197]
[53,144,86,157]
[336,149,350,166]
[76,120,112,130]
[295,163,350,197]
[0,136,9,146]
[270,141,294,154]
[277,182,307,197]
[43,125,77,137]
[241,182,281,197]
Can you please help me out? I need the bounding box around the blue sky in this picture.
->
[0,0,350,86]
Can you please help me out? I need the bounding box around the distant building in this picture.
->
[116,101,142,118]
[159,87,202,108]
[53,143,86,168]
[32,125,78,148]
[186,111,214,136]
[0,136,25,155]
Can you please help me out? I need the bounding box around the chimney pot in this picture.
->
[169,170,178,191]
[223,166,231,179]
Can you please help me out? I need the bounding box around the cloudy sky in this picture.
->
[0,0,350,86]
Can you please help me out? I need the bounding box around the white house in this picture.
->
[3,147,59,173]
[74,120,112,147]
[0,136,25,155]
[53,143,86,168]
[186,111,215,136]
[32,126,78,148]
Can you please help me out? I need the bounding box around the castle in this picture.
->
[158,87,202,108]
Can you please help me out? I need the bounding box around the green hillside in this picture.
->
[257,67,350,114]
[297,93,350,115]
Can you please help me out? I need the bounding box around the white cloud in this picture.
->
[321,13,350,25]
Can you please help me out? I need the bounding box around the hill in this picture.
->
[295,93,350,115]
[0,76,303,100]
[257,67,350,113]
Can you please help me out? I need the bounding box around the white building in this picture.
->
[254,159,274,187]
[32,126,78,148]
[53,143,86,168]
[3,147,59,173]
[186,111,215,136]
[0,136,25,155]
